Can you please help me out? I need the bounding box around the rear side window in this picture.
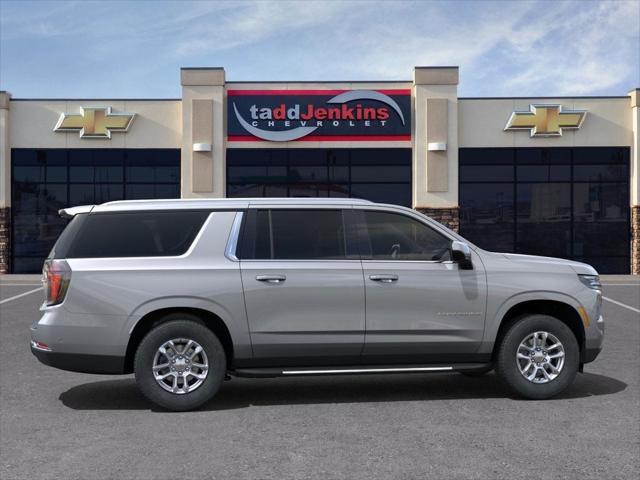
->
[357,210,451,261]
[48,213,89,259]
[56,211,209,258]
[239,209,355,260]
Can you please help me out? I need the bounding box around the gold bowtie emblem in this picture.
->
[504,104,586,137]
[54,107,135,138]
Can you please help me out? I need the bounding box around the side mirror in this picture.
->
[451,241,473,270]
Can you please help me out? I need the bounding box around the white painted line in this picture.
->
[0,287,43,305]
[0,283,43,286]
[603,296,640,314]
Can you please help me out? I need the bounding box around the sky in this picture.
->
[0,0,638,98]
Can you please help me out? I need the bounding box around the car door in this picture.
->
[355,208,487,364]
[239,207,365,366]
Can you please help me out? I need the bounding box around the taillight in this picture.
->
[42,259,71,306]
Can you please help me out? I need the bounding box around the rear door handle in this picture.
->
[369,274,398,283]
[255,274,286,284]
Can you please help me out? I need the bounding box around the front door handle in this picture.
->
[369,274,398,283]
[256,274,286,284]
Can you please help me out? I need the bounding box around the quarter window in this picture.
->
[57,211,209,258]
[358,210,451,261]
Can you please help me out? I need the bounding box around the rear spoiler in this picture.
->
[58,205,95,219]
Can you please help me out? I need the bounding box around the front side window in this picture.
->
[239,209,353,260]
[358,210,451,261]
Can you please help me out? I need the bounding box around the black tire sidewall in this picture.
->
[134,316,226,411]
[496,314,579,399]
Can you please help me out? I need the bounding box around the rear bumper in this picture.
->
[30,345,125,374]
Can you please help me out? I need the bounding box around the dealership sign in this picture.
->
[227,89,411,142]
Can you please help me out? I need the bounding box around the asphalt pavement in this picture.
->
[0,275,638,479]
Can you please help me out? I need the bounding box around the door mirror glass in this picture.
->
[451,241,473,270]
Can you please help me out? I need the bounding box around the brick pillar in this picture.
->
[416,206,460,232]
[0,207,10,274]
[632,206,640,275]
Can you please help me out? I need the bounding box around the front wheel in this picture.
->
[495,314,579,400]
[134,316,226,411]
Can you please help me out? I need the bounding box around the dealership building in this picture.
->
[0,66,638,274]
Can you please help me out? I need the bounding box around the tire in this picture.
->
[495,314,579,400]
[460,365,493,377]
[134,315,227,411]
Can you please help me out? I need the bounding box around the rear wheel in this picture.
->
[134,316,226,411]
[496,314,579,399]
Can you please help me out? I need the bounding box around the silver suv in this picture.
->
[31,198,604,411]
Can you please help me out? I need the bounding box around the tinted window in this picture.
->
[59,211,209,258]
[11,148,181,272]
[227,148,411,207]
[240,209,350,260]
[48,214,88,259]
[459,147,630,273]
[359,211,451,261]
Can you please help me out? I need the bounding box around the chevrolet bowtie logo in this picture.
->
[54,107,135,138]
[504,104,587,137]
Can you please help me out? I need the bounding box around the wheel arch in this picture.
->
[123,307,235,374]
[492,299,586,362]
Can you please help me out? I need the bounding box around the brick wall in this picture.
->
[632,206,640,275]
[415,207,460,232]
[0,207,10,274]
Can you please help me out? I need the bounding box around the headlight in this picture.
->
[578,274,601,291]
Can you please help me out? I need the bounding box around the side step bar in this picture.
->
[231,363,491,378]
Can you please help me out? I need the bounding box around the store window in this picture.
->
[11,149,180,273]
[226,148,411,207]
[459,147,630,274]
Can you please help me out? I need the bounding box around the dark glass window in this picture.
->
[459,183,515,253]
[227,148,411,207]
[459,147,630,273]
[11,149,181,272]
[358,210,451,261]
[59,211,208,258]
[516,183,571,258]
[240,209,350,260]
[459,165,514,182]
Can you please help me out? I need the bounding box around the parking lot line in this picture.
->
[603,296,640,314]
[0,287,43,305]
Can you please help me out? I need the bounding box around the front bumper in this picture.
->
[582,346,602,364]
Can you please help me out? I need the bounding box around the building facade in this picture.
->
[0,67,638,274]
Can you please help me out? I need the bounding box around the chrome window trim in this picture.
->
[238,259,363,263]
[224,211,244,262]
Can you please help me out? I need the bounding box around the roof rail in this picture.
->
[101,197,373,207]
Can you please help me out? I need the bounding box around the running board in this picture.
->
[231,363,490,378]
